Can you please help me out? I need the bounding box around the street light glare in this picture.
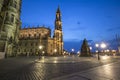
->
[72,49,74,52]
[101,43,106,48]
[89,47,92,50]
[54,49,57,52]
[95,44,99,47]
[39,45,42,49]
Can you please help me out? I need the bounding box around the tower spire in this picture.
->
[53,6,63,55]
[56,5,60,13]
[55,6,62,30]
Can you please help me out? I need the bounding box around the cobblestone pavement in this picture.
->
[0,56,120,80]
[52,60,120,80]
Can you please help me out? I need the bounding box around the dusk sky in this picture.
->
[21,0,120,51]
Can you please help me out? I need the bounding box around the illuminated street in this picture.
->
[0,56,120,80]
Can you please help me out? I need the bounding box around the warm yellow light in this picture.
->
[39,45,42,49]
[54,49,57,52]
[42,56,45,59]
[106,49,109,52]
[64,56,66,58]
[42,51,45,54]
[53,60,57,63]
[102,55,109,60]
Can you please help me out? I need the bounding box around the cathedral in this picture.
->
[0,0,63,58]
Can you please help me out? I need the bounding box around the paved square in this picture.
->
[0,56,120,80]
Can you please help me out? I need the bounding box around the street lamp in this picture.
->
[42,51,45,56]
[100,43,106,55]
[95,44,100,60]
[72,48,74,52]
[39,45,42,50]
[89,46,92,54]
[90,46,92,50]
[38,45,42,59]
[71,48,74,55]
[100,43,106,48]
[54,49,57,55]
[77,51,80,56]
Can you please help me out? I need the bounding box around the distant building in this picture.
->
[80,38,91,56]
[17,7,63,56]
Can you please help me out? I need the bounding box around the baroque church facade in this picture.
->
[0,0,63,57]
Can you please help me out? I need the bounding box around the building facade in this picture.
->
[17,7,63,56]
[0,0,21,57]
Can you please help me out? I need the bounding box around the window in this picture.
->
[24,49,26,52]
[25,43,27,46]
[36,43,37,46]
[5,12,9,22]
[31,43,33,46]
[6,12,8,17]
[13,1,17,8]
[18,49,20,52]
[30,49,32,52]
[11,14,14,23]
[39,34,41,37]
[34,34,36,38]
[10,0,17,8]
[29,34,31,37]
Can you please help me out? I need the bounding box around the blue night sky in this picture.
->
[21,0,120,52]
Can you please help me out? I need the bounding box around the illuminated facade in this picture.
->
[18,7,63,56]
[0,0,21,57]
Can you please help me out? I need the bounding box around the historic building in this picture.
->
[0,0,21,57]
[17,7,63,56]
[0,0,63,57]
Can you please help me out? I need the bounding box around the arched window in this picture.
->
[29,34,31,38]
[13,1,17,8]
[34,34,36,38]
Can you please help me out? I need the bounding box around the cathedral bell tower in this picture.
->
[0,0,22,57]
[53,6,63,55]
[55,7,62,31]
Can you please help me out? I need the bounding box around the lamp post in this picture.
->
[89,46,92,54]
[77,51,80,56]
[100,43,106,55]
[39,45,42,59]
[71,48,74,55]
[95,44,100,60]
[42,51,45,56]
